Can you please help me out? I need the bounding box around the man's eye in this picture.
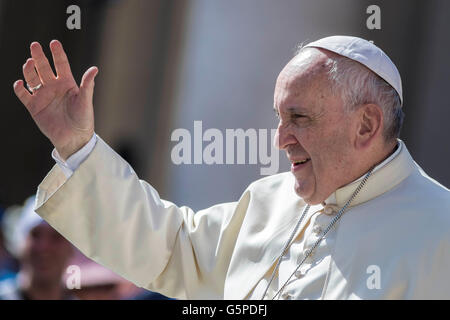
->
[292,114,306,119]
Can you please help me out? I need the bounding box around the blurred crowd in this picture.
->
[0,196,172,300]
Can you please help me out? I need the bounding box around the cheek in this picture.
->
[306,127,351,174]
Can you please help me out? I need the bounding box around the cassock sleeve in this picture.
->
[34,136,250,299]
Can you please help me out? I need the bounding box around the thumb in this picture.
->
[79,66,99,101]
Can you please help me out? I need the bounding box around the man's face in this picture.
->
[274,49,357,204]
[22,222,73,284]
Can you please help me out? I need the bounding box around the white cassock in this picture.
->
[34,135,450,299]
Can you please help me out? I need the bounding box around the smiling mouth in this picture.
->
[293,159,310,166]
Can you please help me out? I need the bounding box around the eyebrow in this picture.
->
[273,106,309,114]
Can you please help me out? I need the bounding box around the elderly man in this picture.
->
[13,36,450,299]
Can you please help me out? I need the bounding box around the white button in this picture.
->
[298,249,313,264]
[324,205,334,215]
[281,292,292,300]
[303,248,313,260]
[312,224,322,234]
[295,268,306,278]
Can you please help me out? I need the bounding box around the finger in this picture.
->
[22,58,41,90]
[80,66,99,101]
[13,80,33,107]
[30,42,56,84]
[49,40,73,79]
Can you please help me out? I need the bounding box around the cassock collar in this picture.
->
[322,140,415,208]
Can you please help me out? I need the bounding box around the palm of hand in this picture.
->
[13,40,98,159]
[30,77,92,150]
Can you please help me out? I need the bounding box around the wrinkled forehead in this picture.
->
[275,48,333,104]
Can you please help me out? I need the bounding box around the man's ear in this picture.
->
[355,103,383,149]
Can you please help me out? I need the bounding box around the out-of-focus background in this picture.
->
[0,0,449,299]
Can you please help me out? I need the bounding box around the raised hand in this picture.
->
[13,40,98,160]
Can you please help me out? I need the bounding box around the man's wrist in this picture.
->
[53,133,97,178]
[56,133,94,161]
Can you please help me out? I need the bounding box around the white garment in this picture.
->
[51,135,402,299]
[249,144,401,299]
[249,205,338,300]
[35,136,450,299]
[51,133,97,178]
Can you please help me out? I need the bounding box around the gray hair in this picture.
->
[297,46,404,142]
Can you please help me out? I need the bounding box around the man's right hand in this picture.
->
[13,40,98,160]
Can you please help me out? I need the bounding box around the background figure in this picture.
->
[1,197,171,300]
[64,248,172,300]
[64,248,148,300]
[0,206,19,281]
[0,196,75,300]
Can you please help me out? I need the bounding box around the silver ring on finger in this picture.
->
[27,83,42,93]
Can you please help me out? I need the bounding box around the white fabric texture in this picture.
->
[35,136,450,299]
[52,133,97,178]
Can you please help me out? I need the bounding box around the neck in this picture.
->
[369,140,398,171]
[337,140,398,190]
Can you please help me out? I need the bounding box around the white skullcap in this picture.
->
[5,196,46,257]
[303,35,403,105]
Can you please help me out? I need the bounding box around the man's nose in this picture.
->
[273,122,297,150]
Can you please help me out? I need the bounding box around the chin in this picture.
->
[293,179,322,205]
[294,179,311,200]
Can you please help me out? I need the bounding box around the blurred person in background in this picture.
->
[12,36,450,299]
[0,196,75,300]
[65,248,148,300]
[0,207,19,281]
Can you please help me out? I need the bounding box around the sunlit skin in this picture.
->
[13,41,395,206]
[13,41,97,160]
[274,48,397,205]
